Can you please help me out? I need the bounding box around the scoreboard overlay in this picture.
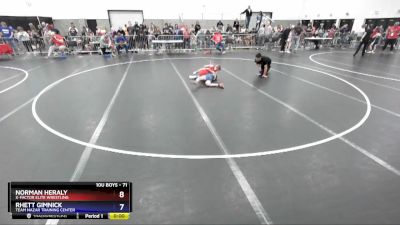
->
[8,182,132,220]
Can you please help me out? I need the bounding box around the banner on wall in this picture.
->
[107,10,144,29]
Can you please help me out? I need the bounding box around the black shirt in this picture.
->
[195,24,201,34]
[256,56,271,69]
[69,28,78,36]
[133,25,140,35]
[233,20,239,29]
[162,27,170,34]
[242,9,252,17]
[362,26,373,42]
[281,28,291,40]
[117,29,126,36]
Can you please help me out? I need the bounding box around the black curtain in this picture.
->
[365,18,400,30]
[313,19,336,29]
[301,20,311,26]
[86,19,97,33]
[0,16,53,31]
[339,19,354,31]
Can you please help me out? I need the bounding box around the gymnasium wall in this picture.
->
[1,0,400,33]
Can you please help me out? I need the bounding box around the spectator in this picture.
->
[217,20,224,31]
[162,23,170,35]
[265,22,273,43]
[68,23,78,36]
[41,23,52,49]
[139,25,148,49]
[174,24,180,35]
[196,29,206,48]
[99,33,115,56]
[280,26,291,52]
[174,24,183,48]
[316,23,324,37]
[148,22,155,39]
[233,18,240,32]
[96,26,107,36]
[47,31,66,58]
[82,29,95,52]
[40,22,48,36]
[340,24,349,33]
[16,26,32,52]
[226,24,233,33]
[286,25,295,53]
[154,26,161,37]
[354,24,373,56]
[28,23,39,36]
[305,23,312,36]
[81,26,90,36]
[117,26,126,36]
[123,24,128,35]
[326,25,337,46]
[382,22,400,53]
[95,26,101,35]
[132,22,141,49]
[292,23,303,52]
[241,6,252,29]
[115,31,129,54]
[148,23,155,36]
[190,30,197,49]
[257,24,266,49]
[327,25,336,38]
[367,26,382,54]
[256,11,263,30]
[127,21,134,35]
[189,24,195,34]
[225,28,234,50]
[48,24,60,35]
[0,21,17,53]
[211,31,225,54]
[195,21,201,35]
[28,23,43,52]
[168,23,174,34]
[162,23,169,35]
[133,22,140,35]
[278,25,283,32]
[338,24,349,46]
[181,25,190,49]
[310,25,323,49]
[126,21,135,50]
[271,26,281,43]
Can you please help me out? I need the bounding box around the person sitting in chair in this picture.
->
[115,31,129,54]
[211,31,226,54]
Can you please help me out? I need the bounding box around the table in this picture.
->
[151,39,184,53]
[304,37,333,49]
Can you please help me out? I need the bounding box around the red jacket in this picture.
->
[51,34,65,46]
[212,33,223,43]
[386,25,400,39]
